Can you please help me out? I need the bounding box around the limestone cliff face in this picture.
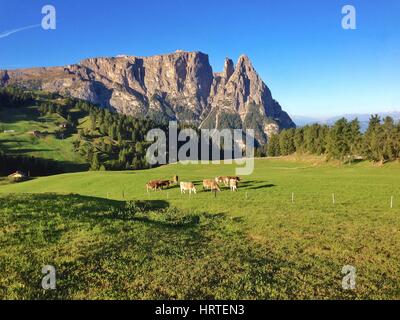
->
[1,51,295,143]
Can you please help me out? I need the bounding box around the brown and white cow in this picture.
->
[203,179,221,192]
[228,176,241,182]
[145,179,171,192]
[180,182,197,194]
[158,180,172,189]
[215,176,240,187]
[146,181,161,192]
[229,178,238,192]
[215,176,230,187]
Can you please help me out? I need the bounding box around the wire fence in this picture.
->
[101,187,400,211]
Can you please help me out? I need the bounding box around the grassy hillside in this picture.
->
[1,158,399,299]
[0,104,88,171]
[0,88,163,174]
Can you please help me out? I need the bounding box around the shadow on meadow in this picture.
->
[0,193,361,300]
[0,193,203,230]
[0,154,88,176]
[179,180,277,192]
[0,192,299,300]
[239,180,276,190]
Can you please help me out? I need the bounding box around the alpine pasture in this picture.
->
[0,157,399,299]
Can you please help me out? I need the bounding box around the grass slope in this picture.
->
[0,105,88,171]
[1,158,400,299]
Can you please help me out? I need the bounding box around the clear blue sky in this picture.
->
[0,0,399,117]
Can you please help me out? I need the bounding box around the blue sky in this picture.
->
[0,0,399,117]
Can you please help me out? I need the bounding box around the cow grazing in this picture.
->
[146,181,161,192]
[228,176,241,182]
[145,179,171,192]
[203,179,221,192]
[215,176,240,187]
[180,182,197,194]
[229,178,238,192]
[158,180,172,189]
[215,176,229,187]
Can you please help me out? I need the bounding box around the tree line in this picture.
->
[0,87,34,109]
[0,152,65,176]
[73,99,160,171]
[258,116,400,163]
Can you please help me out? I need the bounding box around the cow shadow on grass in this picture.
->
[239,180,276,190]
[246,183,275,190]
[166,184,181,190]
[186,180,203,185]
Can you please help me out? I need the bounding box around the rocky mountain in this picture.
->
[0,51,295,144]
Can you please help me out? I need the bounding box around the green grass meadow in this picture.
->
[0,105,87,171]
[0,158,399,299]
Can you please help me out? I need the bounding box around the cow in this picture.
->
[215,176,240,187]
[228,176,241,182]
[180,182,197,194]
[146,181,161,192]
[229,178,238,192]
[203,179,221,192]
[158,180,172,189]
[215,176,230,187]
[145,179,171,192]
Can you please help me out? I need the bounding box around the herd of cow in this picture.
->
[145,176,241,195]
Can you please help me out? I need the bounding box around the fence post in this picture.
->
[332,193,335,205]
[391,196,393,209]
[292,192,294,203]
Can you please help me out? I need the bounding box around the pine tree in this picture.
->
[91,153,101,171]
[89,112,97,131]
[294,128,304,154]
[109,125,117,140]
[304,124,326,154]
[326,118,350,161]
[363,115,384,163]
[395,122,400,160]
[279,129,295,155]
[267,134,281,157]
[348,119,362,161]
[118,148,130,168]
[382,116,396,162]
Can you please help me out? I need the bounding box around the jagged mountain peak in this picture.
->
[223,58,235,81]
[237,54,251,64]
[232,54,259,80]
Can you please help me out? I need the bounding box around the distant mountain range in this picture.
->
[292,112,400,132]
[0,50,295,144]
